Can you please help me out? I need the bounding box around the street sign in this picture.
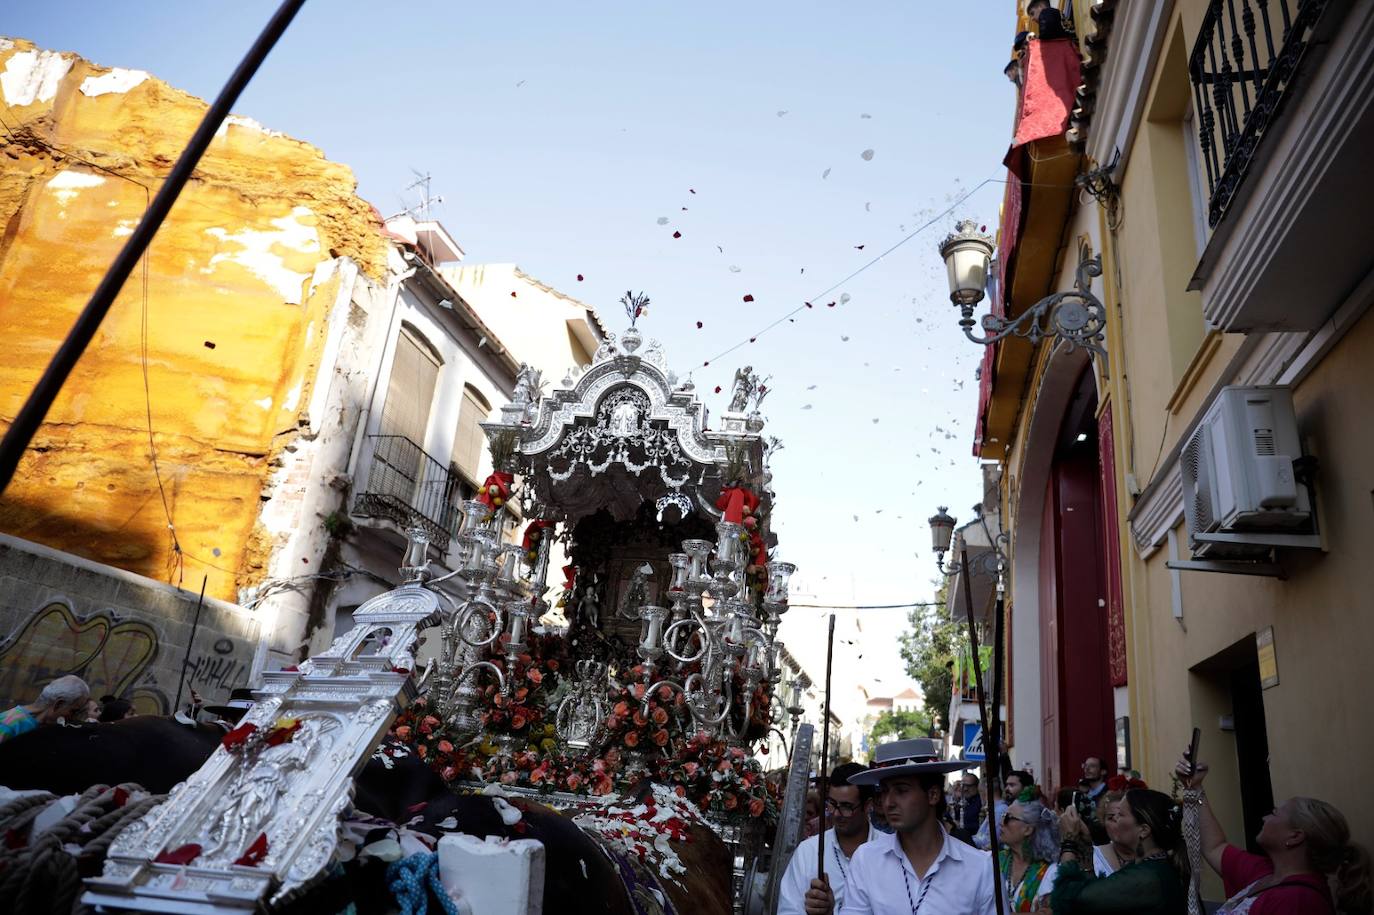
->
[962,721,986,761]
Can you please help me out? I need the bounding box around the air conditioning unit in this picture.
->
[1180,386,1312,559]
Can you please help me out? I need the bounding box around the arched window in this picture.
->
[380,324,443,446]
[451,383,493,484]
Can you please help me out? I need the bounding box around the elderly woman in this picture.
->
[1050,788,1188,914]
[1177,752,1371,914]
[0,675,91,743]
[1000,794,1061,911]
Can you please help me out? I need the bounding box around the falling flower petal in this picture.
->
[872,418,880,423]
[802,404,812,410]
[841,336,850,342]
[822,168,831,179]
[840,293,851,304]
[714,386,722,394]
[805,302,813,308]
[696,321,703,329]
[729,265,741,273]
[576,274,584,281]
[854,244,865,250]
[826,301,836,308]
[865,202,872,212]
[656,217,669,225]
[861,149,875,161]
[510,291,517,298]
[776,110,788,117]
[742,294,754,302]
[673,231,682,238]
[689,189,696,194]
[807,385,817,390]
[749,337,756,342]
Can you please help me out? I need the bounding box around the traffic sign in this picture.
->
[962,722,986,761]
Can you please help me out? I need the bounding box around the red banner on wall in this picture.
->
[1097,402,1128,687]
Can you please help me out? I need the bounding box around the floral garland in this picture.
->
[663,732,778,819]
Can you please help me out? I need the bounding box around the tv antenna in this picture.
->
[401,168,444,220]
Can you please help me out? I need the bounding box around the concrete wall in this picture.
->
[0,533,258,714]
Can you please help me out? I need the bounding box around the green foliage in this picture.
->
[870,708,931,743]
[898,584,963,735]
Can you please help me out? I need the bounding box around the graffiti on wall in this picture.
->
[0,600,252,715]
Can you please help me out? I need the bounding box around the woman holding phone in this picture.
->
[1175,752,1371,914]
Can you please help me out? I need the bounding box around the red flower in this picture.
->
[624,731,640,748]
[593,775,614,796]
[221,723,258,751]
[566,773,584,791]
[527,669,543,685]
[613,701,629,717]
[749,798,766,817]
[675,786,687,798]
[511,713,528,730]
[547,659,559,671]
[633,710,648,728]
[653,729,669,747]
[437,740,454,754]
[651,707,669,726]
[263,718,302,747]
[442,766,458,781]
[233,832,269,867]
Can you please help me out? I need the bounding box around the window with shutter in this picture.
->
[380,326,442,446]
[452,384,492,484]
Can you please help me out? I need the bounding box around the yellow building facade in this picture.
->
[976,0,1374,877]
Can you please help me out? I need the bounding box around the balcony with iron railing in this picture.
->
[1189,0,1329,228]
[353,434,463,552]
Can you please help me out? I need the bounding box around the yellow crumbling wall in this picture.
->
[0,37,387,601]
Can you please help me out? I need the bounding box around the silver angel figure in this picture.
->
[728,366,757,413]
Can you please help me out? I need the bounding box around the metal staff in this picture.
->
[0,0,309,493]
[959,540,1007,915]
[816,614,836,886]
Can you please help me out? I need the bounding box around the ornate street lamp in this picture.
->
[928,506,957,569]
[937,219,1108,362]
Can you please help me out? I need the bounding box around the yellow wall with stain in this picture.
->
[0,38,387,602]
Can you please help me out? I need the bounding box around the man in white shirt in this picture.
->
[804,738,996,915]
[778,762,875,915]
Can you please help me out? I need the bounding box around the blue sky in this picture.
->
[10,1,1018,707]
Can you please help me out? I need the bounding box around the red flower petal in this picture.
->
[696,321,703,329]
[827,301,836,308]
[714,386,722,394]
[233,832,269,867]
[510,291,518,297]
[576,274,584,281]
[805,302,813,308]
[854,245,865,250]
[673,231,682,239]
[742,294,754,302]
[689,189,696,194]
[113,787,129,808]
[155,843,202,866]
[749,337,756,343]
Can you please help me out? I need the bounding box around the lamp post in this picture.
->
[929,503,1011,915]
[937,219,1108,363]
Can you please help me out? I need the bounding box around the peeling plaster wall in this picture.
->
[0,37,388,604]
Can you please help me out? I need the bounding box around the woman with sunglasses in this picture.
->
[999,793,1060,911]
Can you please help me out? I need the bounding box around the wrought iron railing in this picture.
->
[1189,0,1331,228]
[354,434,462,551]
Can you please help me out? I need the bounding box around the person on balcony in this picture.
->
[1027,0,1070,42]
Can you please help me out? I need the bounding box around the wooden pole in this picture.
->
[816,615,836,884]
[959,543,1006,915]
[173,575,209,715]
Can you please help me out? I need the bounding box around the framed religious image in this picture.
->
[1115,716,1131,771]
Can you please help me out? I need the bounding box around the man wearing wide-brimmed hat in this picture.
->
[803,738,995,915]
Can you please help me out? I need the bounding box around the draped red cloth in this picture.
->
[479,471,514,510]
[1009,38,1082,156]
[716,486,759,524]
[521,519,553,551]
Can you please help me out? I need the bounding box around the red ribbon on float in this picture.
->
[716,486,759,524]
[521,519,553,552]
[479,472,514,511]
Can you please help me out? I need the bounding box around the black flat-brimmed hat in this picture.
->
[203,687,255,721]
[848,738,974,785]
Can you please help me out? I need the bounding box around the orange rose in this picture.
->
[749,798,765,817]
[633,710,648,728]
[651,707,668,726]
[437,740,454,753]
[632,683,646,699]
[653,729,669,747]
[658,685,673,701]
[613,701,630,717]
[527,669,543,685]
[624,731,640,748]
[511,713,528,730]
[675,786,687,798]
